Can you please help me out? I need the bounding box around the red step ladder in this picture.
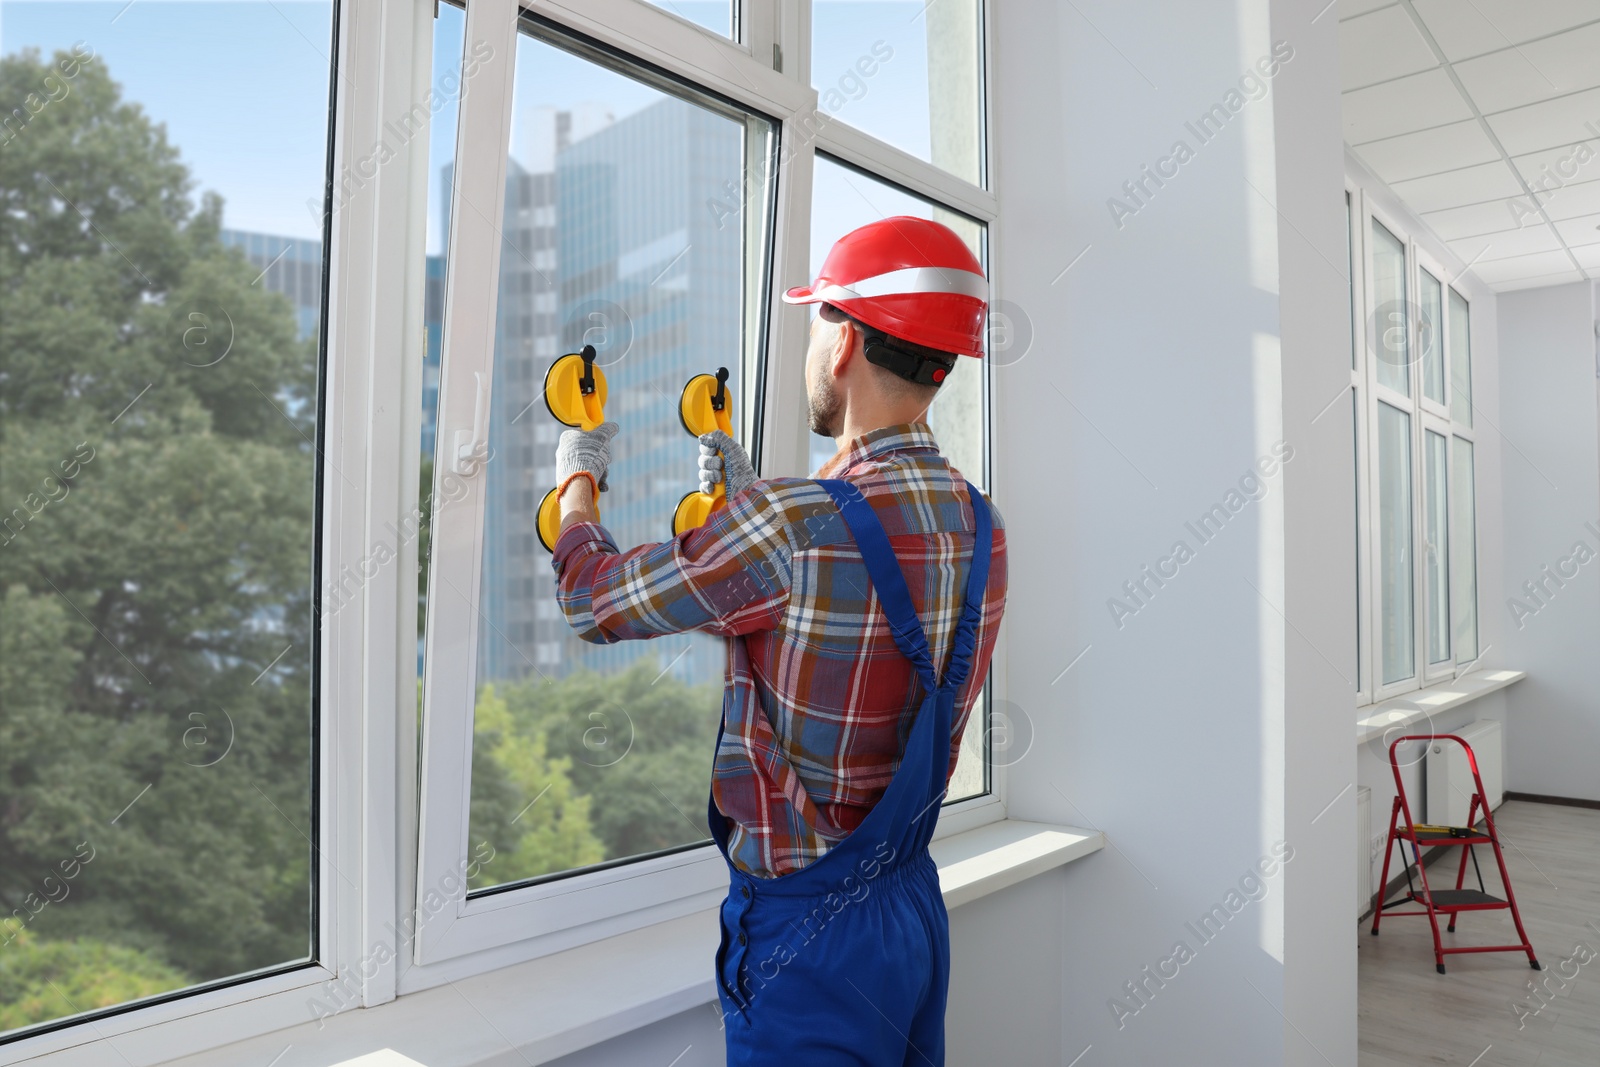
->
[1370,734,1541,975]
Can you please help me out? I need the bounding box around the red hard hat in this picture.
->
[783,216,989,358]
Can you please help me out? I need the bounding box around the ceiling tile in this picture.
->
[1491,269,1588,291]
[1571,243,1600,269]
[1340,6,1438,90]
[1449,226,1563,265]
[1420,198,1530,240]
[1412,0,1600,61]
[1485,87,1600,155]
[1543,177,1600,220]
[1339,0,1396,19]
[1344,69,1474,144]
[1353,120,1502,183]
[1389,159,1525,213]
[1452,24,1600,114]
[1552,211,1600,244]
[1509,139,1600,184]
[1470,248,1581,282]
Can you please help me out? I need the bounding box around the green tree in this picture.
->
[485,656,722,865]
[469,686,605,887]
[1,45,317,1004]
[0,930,189,1031]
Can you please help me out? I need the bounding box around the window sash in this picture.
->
[1421,420,1452,680]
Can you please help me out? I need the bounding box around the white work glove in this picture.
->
[556,421,619,496]
[697,430,754,499]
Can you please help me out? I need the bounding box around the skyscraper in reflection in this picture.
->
[466,98,744,687]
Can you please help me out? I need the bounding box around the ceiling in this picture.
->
[1339,0,1600,292]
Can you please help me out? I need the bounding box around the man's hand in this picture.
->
[556,421,620,499]
[697,430,754,499]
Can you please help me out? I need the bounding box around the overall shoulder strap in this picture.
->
[816,479,940,691]
[941,480,994,693]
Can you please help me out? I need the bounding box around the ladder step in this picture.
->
[1423,889,1504,908]
[1408,829,1493,845]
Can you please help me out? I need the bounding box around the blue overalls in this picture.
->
[708,477,994,1066]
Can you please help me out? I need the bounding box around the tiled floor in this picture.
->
[1359,800,1600,1066]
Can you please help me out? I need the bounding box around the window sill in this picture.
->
[130,821,1102,1067]
[1354,668,1526,746]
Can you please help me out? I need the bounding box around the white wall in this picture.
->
[990,1,1354,1063]
[1497,280,1600,803]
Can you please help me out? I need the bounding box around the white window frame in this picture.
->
[1350,187,1479,712]
[2,1,1004,1059]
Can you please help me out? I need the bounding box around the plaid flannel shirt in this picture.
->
[551,422,1008,879]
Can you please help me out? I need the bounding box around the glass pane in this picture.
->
[1452,439,1479,663]
[809,154,988,802]
[1369,219,1409,397]
[462,27,773,892]
[809,155,985,484]
[0,0,331,1034]
[1449,288,1472,427]
[647,0,733,38]
[1353,388,1361,690]
[812,0,983,185]
[1418,268,1444,404]
[1346,192,1357,370]
[1424,431,1450,665]
[1377,403,1415,685]
[418,0,467,686]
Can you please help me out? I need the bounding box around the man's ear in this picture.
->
[830,319,857,377]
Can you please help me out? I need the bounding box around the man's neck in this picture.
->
[832,408,930,453]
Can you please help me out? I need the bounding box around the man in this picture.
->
[548,216,1007,1065]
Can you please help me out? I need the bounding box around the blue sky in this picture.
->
[3,2,336,239]
[5,1,941,249]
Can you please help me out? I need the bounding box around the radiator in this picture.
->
[1426,719,1503,826]
[1356,786,1372,919]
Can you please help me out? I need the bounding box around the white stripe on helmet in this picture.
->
[810,265,988,304]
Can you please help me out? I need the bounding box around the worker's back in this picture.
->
[711,423,1008,880]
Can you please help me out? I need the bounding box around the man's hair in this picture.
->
[818,303,955,405]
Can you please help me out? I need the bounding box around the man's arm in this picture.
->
[551,481,793,644]
[557,474,600,534]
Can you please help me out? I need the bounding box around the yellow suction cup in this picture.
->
[543,344,609,430]
[678,368,734,438]
[536,344,607,552]
[537,486,562,552]
[672,367,734,538]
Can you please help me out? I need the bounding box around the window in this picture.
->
[811,0,983,184]
[4,0,998,1054]
[1,0,333,1038]
[413,7,782,964]
[1451,439,1479,662]
[460,26,771,892]
[1349,192,1480,704]
[1376,402,1414,686]
[1449,288,1472,427]
[1369,219,1409,397]
[1423,429,1450,667]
